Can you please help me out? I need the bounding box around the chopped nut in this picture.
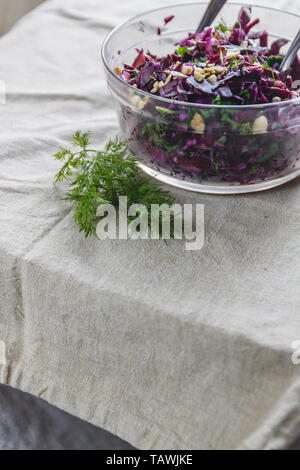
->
[165,74,172,85]
[194,67,204,82]
[207,63,216,68]
[182,65,193,75]
[170,71,188,79]
[272,96,281,102]
[171,61,182,72]
[130,95,148,111]
[226,49,241,60]
[252,115,268,134]
[214,65,226,74]
[150,81,160,94]
[240,40,249,49]
[207,74,217,85]
[114,67,122,76]
[128,85,137,97]
[191,112,205,134]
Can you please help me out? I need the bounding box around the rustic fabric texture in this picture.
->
[0,0,300,450]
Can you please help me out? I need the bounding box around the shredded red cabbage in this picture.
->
[114,6,300,185]
[119,5,299,104]
[164,15,175,25]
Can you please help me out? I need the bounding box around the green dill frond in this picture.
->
[72,130,90,149]
[54,132,176,238]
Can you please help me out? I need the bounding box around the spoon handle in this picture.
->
[280,29,300,72]
[196,0,227,33]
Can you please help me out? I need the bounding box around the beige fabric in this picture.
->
[0,0,300,450]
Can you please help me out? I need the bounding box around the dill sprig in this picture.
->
[54,131,175,238]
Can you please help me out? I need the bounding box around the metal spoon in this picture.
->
[279,29,300,73]
[196,0,227,33]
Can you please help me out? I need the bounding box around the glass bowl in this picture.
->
[102,2,300,194]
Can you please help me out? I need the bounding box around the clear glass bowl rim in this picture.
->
[101,1,300,110]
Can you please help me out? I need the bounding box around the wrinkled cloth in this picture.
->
[0,0,300,450]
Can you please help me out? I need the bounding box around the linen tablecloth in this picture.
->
[0,0,300,450]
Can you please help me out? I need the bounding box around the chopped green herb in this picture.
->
[54,132,175,237]
[176,46,188,57]
[217,23,231,33]
[257,142,278,163]
[266,55,284,68]
[239,122,252,135]
[155,106,176,115]
[218,136,227,146]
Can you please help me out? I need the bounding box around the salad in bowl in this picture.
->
[102,3,300,193]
